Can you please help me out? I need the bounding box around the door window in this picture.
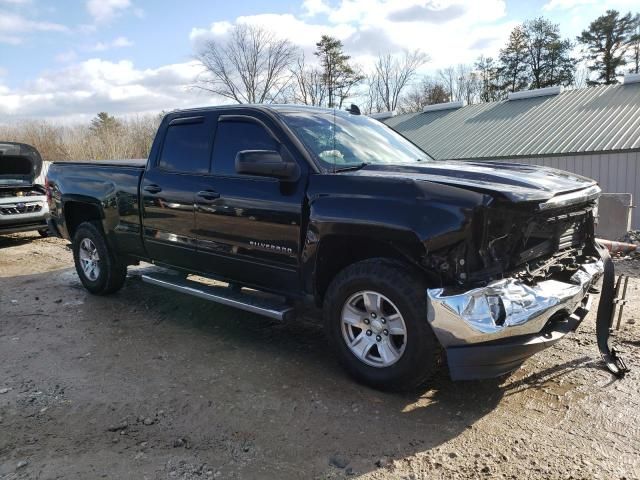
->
[158,117,212,174]
[211,120,278,176]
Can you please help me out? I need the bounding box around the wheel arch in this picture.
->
[63,199,104,239]
[310,232,430,305]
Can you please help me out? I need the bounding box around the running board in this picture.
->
[141,273,295,321]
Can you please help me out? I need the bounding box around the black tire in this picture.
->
[38,228,49,237]
[323,258,441,391]
[72,221,127,295]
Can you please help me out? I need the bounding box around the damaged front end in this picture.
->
[424,185,628,380]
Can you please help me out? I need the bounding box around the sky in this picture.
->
[0,0,637,122]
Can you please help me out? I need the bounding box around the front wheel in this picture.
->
[72,222,127,295]
[324,259,441,391]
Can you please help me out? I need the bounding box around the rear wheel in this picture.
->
[324,259,441,391]
[72,222,127,295]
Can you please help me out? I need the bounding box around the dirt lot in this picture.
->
[1,232,639,480]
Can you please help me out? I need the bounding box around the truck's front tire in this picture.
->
[324,259,441,391]
[72,222,127,295]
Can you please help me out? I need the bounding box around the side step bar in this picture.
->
[141,273,295,322]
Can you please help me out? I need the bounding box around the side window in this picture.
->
[211,120,278,176]
[158,118,212,174]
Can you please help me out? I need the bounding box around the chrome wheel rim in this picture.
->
[341,290,407,368]
[79,238,100,281]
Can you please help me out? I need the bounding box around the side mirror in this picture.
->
[235,150,300,181]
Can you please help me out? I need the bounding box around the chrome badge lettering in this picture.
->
[250,240,293,254]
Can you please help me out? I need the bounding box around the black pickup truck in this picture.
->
[46,105,626,390]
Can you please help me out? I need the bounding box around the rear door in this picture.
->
[193,112,308,292]
[141,113,216,270]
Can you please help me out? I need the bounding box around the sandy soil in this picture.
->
[1,232,639,480]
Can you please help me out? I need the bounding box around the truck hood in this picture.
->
[0,142,43,187]
[348,160,598,203]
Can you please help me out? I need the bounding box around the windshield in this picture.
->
[278,109,432,170]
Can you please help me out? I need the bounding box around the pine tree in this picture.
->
[577,10,636,85]
[524,18,575,89]
[90,112,122,136]
[314,35,364,108]
[629,14,640,74]
[498,26,529,93]
[475,56,503,102]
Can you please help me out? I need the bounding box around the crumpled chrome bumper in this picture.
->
[427,259,604,348]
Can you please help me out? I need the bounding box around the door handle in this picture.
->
[196,190,220,201]
[144,184,162,194]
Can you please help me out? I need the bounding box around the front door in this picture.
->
[193,114,307,293]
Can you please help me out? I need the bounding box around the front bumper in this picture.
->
[0,195,49,234]
[427,259,604,380]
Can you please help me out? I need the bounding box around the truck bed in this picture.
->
[47,160,146,258]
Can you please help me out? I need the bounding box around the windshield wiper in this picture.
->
[334,162,369,173]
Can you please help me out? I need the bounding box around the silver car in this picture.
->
[0,142,49,236]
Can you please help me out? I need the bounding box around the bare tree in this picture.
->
[362,73,384,114]
[369,50,429,112]
[194,24,298,103]
[437,64,481,104]
[456,64,481,104]
[400,77,449,113]
[438,65,456,102]
[290,54,327,106]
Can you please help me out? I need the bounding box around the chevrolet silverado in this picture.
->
[45,105,627,390]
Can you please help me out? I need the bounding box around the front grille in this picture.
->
[557,223,584,250]
[546,211,589,250]
[0,203,43,216]
[516,211,589,264]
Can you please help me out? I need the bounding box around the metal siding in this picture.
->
[386,83,640,159]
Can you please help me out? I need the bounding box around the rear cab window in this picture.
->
[158,116,215,174]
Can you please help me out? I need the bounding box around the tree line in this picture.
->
[194,9,640,114]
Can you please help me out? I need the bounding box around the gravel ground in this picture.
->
[1,232,639,480]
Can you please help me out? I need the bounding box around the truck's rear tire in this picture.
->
[72,222,127,295]
[323,258,441,391]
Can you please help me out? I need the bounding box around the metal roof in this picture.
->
[384,83,640,160]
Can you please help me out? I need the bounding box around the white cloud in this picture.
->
[543,0,595,10]
[0,10,68,44]
[301,0,332,16]
[112,36,133,47]
[543,0,638,12]
[55,50,78,63]
[0,34,22,45]
[4,0,588,120]
[89,36,134,52]
[191,1,510,71]
[86,0,131,23]
[0,59,207,120]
